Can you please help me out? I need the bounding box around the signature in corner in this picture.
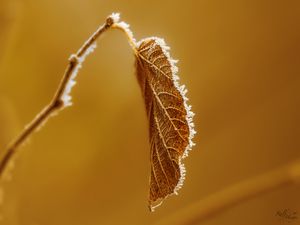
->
[276,209,298,222]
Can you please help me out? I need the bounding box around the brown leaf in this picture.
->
[135,37,195,211]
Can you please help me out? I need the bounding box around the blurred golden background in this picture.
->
[0,0,299,225]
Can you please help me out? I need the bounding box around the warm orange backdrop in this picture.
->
[0,1,299,225]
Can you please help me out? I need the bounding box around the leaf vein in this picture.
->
[138,54,172,81]
[151,83,186,141]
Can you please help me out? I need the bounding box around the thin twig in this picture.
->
[0,14,118,178]
[152,160,300,225]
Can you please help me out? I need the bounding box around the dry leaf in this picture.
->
[135,37,195,211]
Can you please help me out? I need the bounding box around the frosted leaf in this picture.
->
[135,37,195,211]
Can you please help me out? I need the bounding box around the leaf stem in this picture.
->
[0,14,117,178]
[112,22,138,54]
[153,160,300,225]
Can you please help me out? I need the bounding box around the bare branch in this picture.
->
[0,13,120,178]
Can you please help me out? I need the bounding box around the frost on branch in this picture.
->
[61,43,97,107]
[110,12,120,23]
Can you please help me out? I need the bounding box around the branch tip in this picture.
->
[106,13,120,27]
